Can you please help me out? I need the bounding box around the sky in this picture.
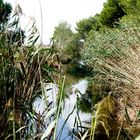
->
[5,0,106,44]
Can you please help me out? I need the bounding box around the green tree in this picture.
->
[119,0,140,14]
[52,21,79,64]
[99,0,126,27]
[53,21,74,49]
[76,15,100,40]
[0,1,25,46]
[0,0,12,30]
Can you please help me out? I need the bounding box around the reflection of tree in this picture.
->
[77,83,103,113]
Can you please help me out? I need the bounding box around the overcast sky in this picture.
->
[5,0,106,44]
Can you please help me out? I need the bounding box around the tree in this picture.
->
[99,0,126,27]
[119,0,140,14]
[0,0,12,30]
[76,15,100,40]
[52,21,78,64]
[0,1,25,46]
[53,21,74,49]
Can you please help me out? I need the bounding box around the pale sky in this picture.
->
[5,0,106,44]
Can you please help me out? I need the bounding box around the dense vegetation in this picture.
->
[1,0,140,139]
[52,0,140,139]
[0,1,60,139]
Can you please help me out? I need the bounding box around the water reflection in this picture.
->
[33,80,91,139]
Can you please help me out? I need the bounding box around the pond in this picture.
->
[33,79,91,139]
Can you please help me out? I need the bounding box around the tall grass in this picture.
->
[0,4,60,139]
[81,15,140,139]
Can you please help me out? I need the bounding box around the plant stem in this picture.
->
[53,76,65,140]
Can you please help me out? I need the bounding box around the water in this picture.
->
[33,80,91,139]
[62,80,91,128]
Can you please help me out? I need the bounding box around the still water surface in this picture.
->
[33,80,91,139]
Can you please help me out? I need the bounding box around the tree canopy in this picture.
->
[53,21,74,49]
[99,0,126,27]
[76,15,100,40]
[0,0,12,30]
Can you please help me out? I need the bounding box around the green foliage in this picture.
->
[0,3,25,46]
[0,0,12,30]
[5,28,25,46]
[74,0,140,139]
[0,6,58,139]
[99,0,126,27]
[65,62,93,80]
[78,79,110,113]
[119,14,140,29]
[52,21,82,66]
[53,21,74,49]
[51,0,140,138]
[1,0,140,139]
[0,37,57,139]
[76,15,100,40]
[119,0,140,14]
[61,34,81,62]
[80,13,140,139]
[52,22,86,80]
[81,17,140,99]
[82,16,140,68]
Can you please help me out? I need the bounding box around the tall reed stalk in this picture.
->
[53,76,66,140]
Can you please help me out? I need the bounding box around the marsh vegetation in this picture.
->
[1,0,140,139]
